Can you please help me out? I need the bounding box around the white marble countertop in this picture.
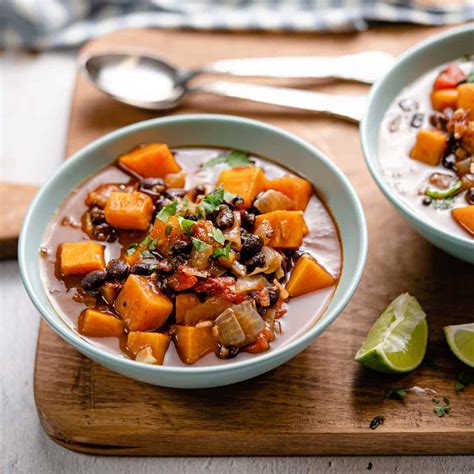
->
[1,50,472,474]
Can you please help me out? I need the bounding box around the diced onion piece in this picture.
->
[181,266,209,278]
[254,190,295,213]
[224,211,242,249]
[230,261,247,277]
[184,296,233,325]
[189,244,213,271]
[135,346,158,364]
[254,219,274,245]
[235,275,268,293]
[273,278,289,301]
[248,246,283,277]
[215,309,246,346]
[233,302,265,344]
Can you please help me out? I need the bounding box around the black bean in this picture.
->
[106,259,129,280]
[155,195,173,210]
[429,112,448,130]
[240,234,263,261]
[240,210,256,230]
[422,196,432,206]
[267,286,280,308]
[153,259,174,274]
[194,185,205,196]
[466,188,474,205]
[89,207,105,224]
[228,195,245,209]
[130,262,154,275]
[81,270,108,292]
[245,252,266,273]
[215,206,234,229]
[140,177,165,192]
[410,113,424,129]
[442,154,456,170]
[172,238,192,256]
[93,222,117,242]
[165,188,187,199]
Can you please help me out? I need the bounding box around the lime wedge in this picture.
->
[444,323,474,368]
[355,293,428,374]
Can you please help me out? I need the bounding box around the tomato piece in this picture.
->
[167,271,198,291]
[220,287,247,304]
[434,64,467,90]
[245,332,270,354]
[194,277,235,295]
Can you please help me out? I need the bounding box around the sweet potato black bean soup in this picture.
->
[40,145,341,366]
[379,58,474,238]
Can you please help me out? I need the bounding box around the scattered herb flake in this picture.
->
[125,243,138,256]
[384,387,407,400]
[202,186,225,214]
[203,150,252,169]
[157,200,178,223]
[139,235,153,247]
[369,415,385,430]
[192,237,210,252]
[433,196,455,210]
[433,397,450,417]
[141,250,154,258]
[178,216,195,235]
[213,242,231,259]
[212,227,225,245]
[165,224,172,236]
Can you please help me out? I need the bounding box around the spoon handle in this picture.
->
[193,81,366,122]
[204,51,394,84]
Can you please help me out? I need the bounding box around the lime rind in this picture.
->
[355,293,428,374]
[444,323,474,368]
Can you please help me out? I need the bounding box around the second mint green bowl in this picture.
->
[19,114,367,388]
[361,25,474,264]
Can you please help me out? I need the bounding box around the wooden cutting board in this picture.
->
[34,26,474,455]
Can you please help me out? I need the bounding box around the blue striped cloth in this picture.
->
[2,0,473,50]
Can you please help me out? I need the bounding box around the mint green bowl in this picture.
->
[361,25,474,264]
[19,114,367,388]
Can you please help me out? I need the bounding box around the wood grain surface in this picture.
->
[0,182,38,259]
[34,26,474,455]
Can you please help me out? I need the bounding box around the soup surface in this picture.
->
[40,146,341,367]
[378,58,474,239]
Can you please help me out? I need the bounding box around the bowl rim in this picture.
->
[19,113,368,375]
[361,24,474,251]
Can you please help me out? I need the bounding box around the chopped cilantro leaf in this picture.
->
[384,388,407,400]
[369,415,385,430]
[202,186,225,214]
[196,206,205,220]
[212,227,225,245]
[125,243,138,256]
[192,237,210,252]
[213,242,231,259]
[433,397,450,417]
[165,224,172,236]
[157,200,178,223]
[203,150,252,169]
[433,196,455,210]
[139,235,153,247]
[178,216,195,235]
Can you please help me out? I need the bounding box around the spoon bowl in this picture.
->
[83,53,188,110]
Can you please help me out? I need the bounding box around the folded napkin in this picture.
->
[2,0,473,50]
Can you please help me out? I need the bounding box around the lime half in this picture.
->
[444,323,474,368]
[355,293,428,374]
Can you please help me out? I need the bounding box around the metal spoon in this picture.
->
[83,53,371,122]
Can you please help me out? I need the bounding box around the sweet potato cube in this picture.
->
[457,83,474,120]
[175,292,200,324]
[286,254,336,297]
[104,191,154,231]
[172,325,218,365]
[265,176,312,211]
[217,166,266,208]
[78,309,123,337]
[127,332,170,365]
[119,144,181,178]
[451,205,474,236]
[115,275,173,331]
[409,129,447,166]
[60,241,105,276]
[431,89,458,111]
[254,210,308,248]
